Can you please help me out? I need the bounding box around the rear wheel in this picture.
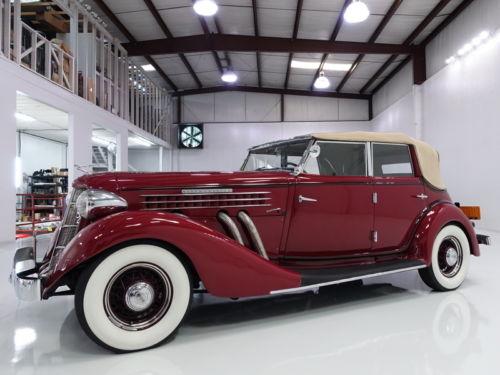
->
[419,225,470,291]
[75,244,192,352]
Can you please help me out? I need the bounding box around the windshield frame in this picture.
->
[241,137,314,172]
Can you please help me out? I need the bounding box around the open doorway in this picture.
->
[91,125,117,172]
[15,92,69,252]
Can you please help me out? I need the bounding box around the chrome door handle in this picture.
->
[414,193,428,200]
[298,195,317,203]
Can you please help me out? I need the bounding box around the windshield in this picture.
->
[242,139,310,171]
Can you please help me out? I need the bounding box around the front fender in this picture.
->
[44,211,300,298]
[411,202,480,265]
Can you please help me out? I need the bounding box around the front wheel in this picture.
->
[75,244,192,352]
[419,225,470,291]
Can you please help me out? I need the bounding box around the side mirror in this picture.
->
[309,144,321,158]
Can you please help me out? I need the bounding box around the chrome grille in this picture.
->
[141,191,271,211]
[55,188,84,249]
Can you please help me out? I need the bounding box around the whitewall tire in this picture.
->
[75,244,192,352]
[419,225,470,291]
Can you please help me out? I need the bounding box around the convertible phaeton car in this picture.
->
[11,131,489,352]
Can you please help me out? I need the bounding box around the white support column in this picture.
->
[0,80,17,242]
[158,146,163,171]
[116,130,128,172]
[413,84,423,140]
[68,112,92,184]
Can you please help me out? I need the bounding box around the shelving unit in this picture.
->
[16,194,66,244]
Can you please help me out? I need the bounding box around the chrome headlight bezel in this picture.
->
[75,189,127,219]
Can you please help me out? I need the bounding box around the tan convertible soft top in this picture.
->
[311,131,445,190]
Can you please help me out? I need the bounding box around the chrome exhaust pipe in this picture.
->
[237,211,269,260]
[217,212,244,246]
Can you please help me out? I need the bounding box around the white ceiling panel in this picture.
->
[287,72,315,90]
[184,52,219,72]
[230,52,258,71]
[297,10,339,40]
[155,55,189,75]
[153,1,192,9]
[258,0,298,11]
[262,72,286,88]
[259,8,295,37]
[337,14,384,42]
[376,15,425,44]
[261,53,289,74]
[158,7,204,37]
[115,11,164,41]
[350,61,385,80]
[341,78,369,93]
[196,71,224,87]
[217,5,254,35]
[99,0,148,14]
[170,74,199,90]
[302,0,345,13]
[396,0,441,16]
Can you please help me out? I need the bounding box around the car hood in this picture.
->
[73,171,293,191]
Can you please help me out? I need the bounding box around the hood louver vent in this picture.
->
[141,191,271,211]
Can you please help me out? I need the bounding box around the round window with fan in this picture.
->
[178,124,204,149]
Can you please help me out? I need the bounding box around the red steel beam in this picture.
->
[172,85,371,100]
[252,0,262,87]
[124,34,415,56]
[284,0,304,89]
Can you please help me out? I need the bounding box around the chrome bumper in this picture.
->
[9,247,41,301]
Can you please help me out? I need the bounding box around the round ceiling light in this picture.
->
[344,0,370,24]
[314,71,330,89]
[221,70,238,83]
[193,0,218,17]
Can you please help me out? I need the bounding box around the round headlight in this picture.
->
[76,189,127,219]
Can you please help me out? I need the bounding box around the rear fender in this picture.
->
[44,211,300,298]
[410,202,480,264]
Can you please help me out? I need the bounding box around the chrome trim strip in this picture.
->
[182,188,233,194]
[141,191,271,197]
[141,204,272,211]
[142,197,271,204]
[269,265,427,295]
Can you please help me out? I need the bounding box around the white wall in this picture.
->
[371,0,500,230]
[129,148,161,172]
[17,133,67,174]
[172,121,371,172]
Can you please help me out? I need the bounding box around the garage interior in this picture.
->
[1,0,499,372]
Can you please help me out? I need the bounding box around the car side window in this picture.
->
[303,142,367,176]
[372,143,414,177]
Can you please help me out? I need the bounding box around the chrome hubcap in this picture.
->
[104,263,173,331]
[445,247,459,267]
[125,282,155,312]
[438,236,463,278]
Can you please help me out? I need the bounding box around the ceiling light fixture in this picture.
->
[14,113,36,122]
[291,60,352,71]
[129,136,154,147]
[193,0,218,16]
[141,64,156,71]
[314,71,330,90]
[92,136,110,147]
[344,0,370,24]
[221,69,238,83]
[445,30,493,65]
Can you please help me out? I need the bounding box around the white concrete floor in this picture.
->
[1,231,499,374]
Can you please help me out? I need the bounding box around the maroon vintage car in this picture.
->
[11,131,489,352]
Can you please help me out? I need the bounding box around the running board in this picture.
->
[270,260,427,295]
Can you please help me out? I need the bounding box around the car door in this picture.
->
[284,141,374,259]
[371,143,428,252]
